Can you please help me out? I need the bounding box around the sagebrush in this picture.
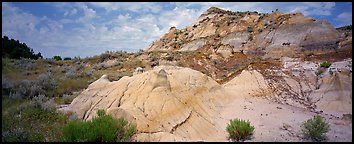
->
[226,118,255,141]
[302,115,330,141]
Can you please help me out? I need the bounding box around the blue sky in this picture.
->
[2,2,352,58]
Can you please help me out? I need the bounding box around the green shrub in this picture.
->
[226,118,255,141]
[302,115,330,141]
[320,61,331,68]
[62,109,136,142]
[53,56,62,61]
[2,98,69,142]
[63,57,71,61]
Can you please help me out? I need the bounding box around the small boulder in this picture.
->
[133,67,144,75]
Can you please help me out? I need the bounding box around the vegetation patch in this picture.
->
[62,109,136,142]
[320,61,331,68]
[302,115,330,141]
[226,118,255,141]
[2,97,69,142]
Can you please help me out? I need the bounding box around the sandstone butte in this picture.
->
[146,7,340,59]
[69,66,232,141]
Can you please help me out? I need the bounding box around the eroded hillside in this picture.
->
[146,7,340,59]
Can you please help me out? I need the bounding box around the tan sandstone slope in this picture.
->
[68,66,232,141]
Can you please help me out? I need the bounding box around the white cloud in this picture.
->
[89,2,162,13]
[335,12,352,27]
[157,6,200,29]
[89,2,119,11]
[76,3,97,23]
[2,2,39,34]
[288,2,335,16]
[39,27,49,34]
[64,8,77,16]
[337,12,352,19]
[117,13,131,21]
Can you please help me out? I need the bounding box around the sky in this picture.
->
[2,2,352,58]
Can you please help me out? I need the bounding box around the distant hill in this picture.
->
[336,25,352,31]
[2,36,42,59]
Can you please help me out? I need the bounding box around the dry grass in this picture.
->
[54,77,92,96]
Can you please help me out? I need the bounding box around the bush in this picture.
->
[9,80,32,99]
[64,63,85,79]
[62,109,136,142]
[64,68,78,78]
[2,97,69,142]
[30,94,56,111]
[53,56,62,61]
[302,115,330,141]
[7,72,57,99]
[36,73,57,91]
[99,52,111,62]
[61,94,76,104]
[95,63,107,70]
[64,57,72,61]
[2,75,14,95]
[8,58,37,71]
[226,118,255,141]
[320,61,331,68]
[85,69,94,77]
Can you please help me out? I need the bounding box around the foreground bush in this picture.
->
[62,109,136,142]
[226,118,255,141]
[302,115,330,141]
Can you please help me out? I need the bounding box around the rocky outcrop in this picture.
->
[179,39,206,51]
[220,32,249,52]
[145,7,341,58]
[68,66,232,141]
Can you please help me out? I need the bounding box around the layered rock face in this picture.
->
[69,66,231,141]
[223,58,352,117]
[146,7,340,58]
